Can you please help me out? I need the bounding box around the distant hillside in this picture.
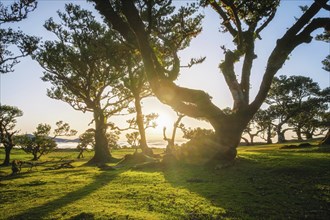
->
[54,137,79,143]
[25,134,79,143]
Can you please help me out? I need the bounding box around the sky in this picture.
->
[1,0,329,144]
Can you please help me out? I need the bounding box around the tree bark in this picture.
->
[249,134,255,145]
[2,145,12,166]
[320,129,330,145]
[277,132,286,143]
[77,150,84,159]
[296,125,303,141]
[276,125,286,143]
[88,109,113,164]
[241,137,250,146]
[134,95,153,156]
[165,114,184,154]
[32,153,38,161]
[207,115,248,164]
[266,125,273,144]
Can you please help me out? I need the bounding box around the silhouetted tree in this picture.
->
[0,0,39,73]
[116,47,156,156]
[163,112,185,154]
[316,32,330,145]
[77,129,94,159]
[91,0,330,164]
[288,93,329,140]
[242,110,268,145]
[77,128,120,159]
[0,105,23,165]
[122,110,157,155]
[255,109,276,144]
[15,121,76,160]
[266,75,322,143]
[316,30,330,71]
[320,129,330,145]
[126,131,140,152]
[34,4,132,164]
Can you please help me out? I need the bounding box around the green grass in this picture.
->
[0,144,329,219]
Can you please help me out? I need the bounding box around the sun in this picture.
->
[155,114,173,130]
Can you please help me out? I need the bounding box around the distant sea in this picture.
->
[56,140,186,149]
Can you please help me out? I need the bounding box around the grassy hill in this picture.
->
[0,143,329,219]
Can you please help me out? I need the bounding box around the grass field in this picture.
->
[0,143,329,219]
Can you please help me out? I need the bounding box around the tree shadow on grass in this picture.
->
[8,169,122,220]
[156,156,330,219]
[0,170,37,182]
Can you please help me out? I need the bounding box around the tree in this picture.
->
[106,131,120,150]
[242,110,270,145]
[77,129,94,159]
[0,105,23,165]
[266,75,324,143]
[316,30,330,71]
[316,32,330,145]
[289,95,329,140]
[91,0,330,164]
[320,129,330,145]
[34,4,132,164]
[116,46,156,156]
[255,109,276,144]
[126,131,140,152]
[15,121,76,160]
[0,0,39,73]
[181,127,215,141]
[120,109,157,156]
[163,112,185,154]
[77,128,120,159]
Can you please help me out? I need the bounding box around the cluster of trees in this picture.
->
[15,121,77,161]
[243,75,329,145]
[0,104,76,165]
[0,105,23,165]
[89,0,329,165]
[1,0,329,166]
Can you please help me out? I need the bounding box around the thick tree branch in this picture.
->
[256,9,277,38]
[221,0,243,47]
[249,1,329,114]
[240,32,255,104]
[207,0,237,37]
[90,0,137,48]
[220,50,245,110]
[284,0,328,38]
[117,0,225,120]
[295,17,330,45]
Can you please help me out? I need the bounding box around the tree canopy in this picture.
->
[34,4,133,164]
[15,121,76,160]
[0,0,39,73]
[0,104,23,165]
[90,0,330,164]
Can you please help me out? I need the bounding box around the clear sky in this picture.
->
[1,0,329,143]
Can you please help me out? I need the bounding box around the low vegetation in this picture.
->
[1,143,329,219]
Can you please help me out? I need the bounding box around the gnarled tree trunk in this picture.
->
[276,125,287,143]
[88,109,113,164]
[320,129,330,145]
[266,125,273,144]
[296,125,303,141]
[305,132,313,140]
[2,145,12,166]
[207,115,249,164]
[134,95,153,156]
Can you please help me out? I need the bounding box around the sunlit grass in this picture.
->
[0,143,329,219]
